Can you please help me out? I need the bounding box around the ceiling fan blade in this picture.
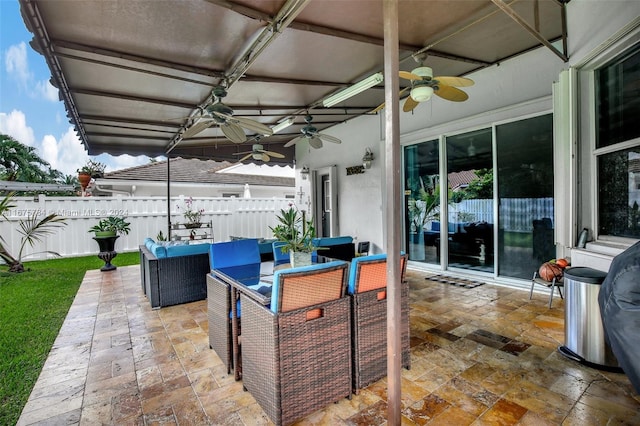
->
[371,101,385,113]
[262,150,285,158]
[434,76,474,87]
[399,70,421,81]
[232,116,274,136]
[403,96,419,112]
[434,85,469,102]
[238,153,253,162]
[182,118,214,139]
[261,153,270,162]
[221,122,247,143]
[318,133,341,144]
[284,135,304,148]
[213,111,273,136]
[232,150,253,156]
[309,136,323,149]
[371,87,409,113]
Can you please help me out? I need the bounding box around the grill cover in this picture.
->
[598,241,640,393]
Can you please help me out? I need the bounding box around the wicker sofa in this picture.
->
[139,238,211,308]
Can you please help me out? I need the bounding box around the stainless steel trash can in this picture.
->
[559,267,619,369]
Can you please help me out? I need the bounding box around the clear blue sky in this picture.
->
[0,0,155,177]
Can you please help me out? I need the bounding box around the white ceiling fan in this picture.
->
[233,143,285,162]
[284,115,341,149]
[399,65,474,112]
[181,86,273,143]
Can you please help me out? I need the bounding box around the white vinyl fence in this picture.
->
[432,198,554,232]
[0,195,292,261]
[449,198,554,232]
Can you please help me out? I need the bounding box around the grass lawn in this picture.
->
[0,252,140,426]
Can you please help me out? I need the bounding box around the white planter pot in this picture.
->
[291,251,312,268]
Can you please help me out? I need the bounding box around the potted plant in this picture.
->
[408,185,441,261]
[177,197,204,228]
[77,160,106,191]
[89,216,131,238]
[270,205,317,267]
[89,216,131,271]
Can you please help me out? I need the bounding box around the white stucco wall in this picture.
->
[296,2,640,257]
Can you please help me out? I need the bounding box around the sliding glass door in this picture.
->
[403,113,554,281]
[445,129,494,273]
[404,139,439,265]
[496,115,554,279]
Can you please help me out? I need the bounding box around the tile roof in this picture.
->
[448,170,478,191]
[102,157,294,187]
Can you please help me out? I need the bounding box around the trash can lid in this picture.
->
[563,266,607,284]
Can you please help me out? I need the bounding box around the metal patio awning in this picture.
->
[19,0,567,165]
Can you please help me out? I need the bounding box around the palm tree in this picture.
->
[0,192,67,273]
[0,134,54,182]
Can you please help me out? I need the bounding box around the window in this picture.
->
[595,43,640,239]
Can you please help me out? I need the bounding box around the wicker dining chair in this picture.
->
[240,261,352,426]
[207,239,261,375]
[347,253,410,392]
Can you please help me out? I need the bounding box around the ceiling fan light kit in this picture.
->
[323,72,384,107]
[411,86,434,102]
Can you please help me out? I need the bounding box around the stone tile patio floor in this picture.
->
[17,265,640,425]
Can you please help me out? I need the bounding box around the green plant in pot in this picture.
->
[270,206,317,267]
[77,159,106,179]
[89,216,131,238]
[89,216,131,271]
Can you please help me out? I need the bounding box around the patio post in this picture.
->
[383,0,402,424]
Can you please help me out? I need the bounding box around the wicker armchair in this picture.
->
[347,253,410,392]
[207,239,260,376]
[240,261,352,426]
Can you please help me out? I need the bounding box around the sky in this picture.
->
[0,0,156,178]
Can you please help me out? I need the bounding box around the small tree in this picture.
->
[0,192,68,273]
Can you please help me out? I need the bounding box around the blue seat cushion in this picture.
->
[148,242,167,258]
[165,243,210,258]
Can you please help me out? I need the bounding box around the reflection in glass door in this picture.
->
[404,140,439,265]
[445,129,494,273]
[402,114,554,280]
[496,114,554,279]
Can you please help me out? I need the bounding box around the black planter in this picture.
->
[93,236,119,271]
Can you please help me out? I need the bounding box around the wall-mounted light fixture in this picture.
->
[362,148,374,169]
[300,165,310,180]
[323,73,384,107]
